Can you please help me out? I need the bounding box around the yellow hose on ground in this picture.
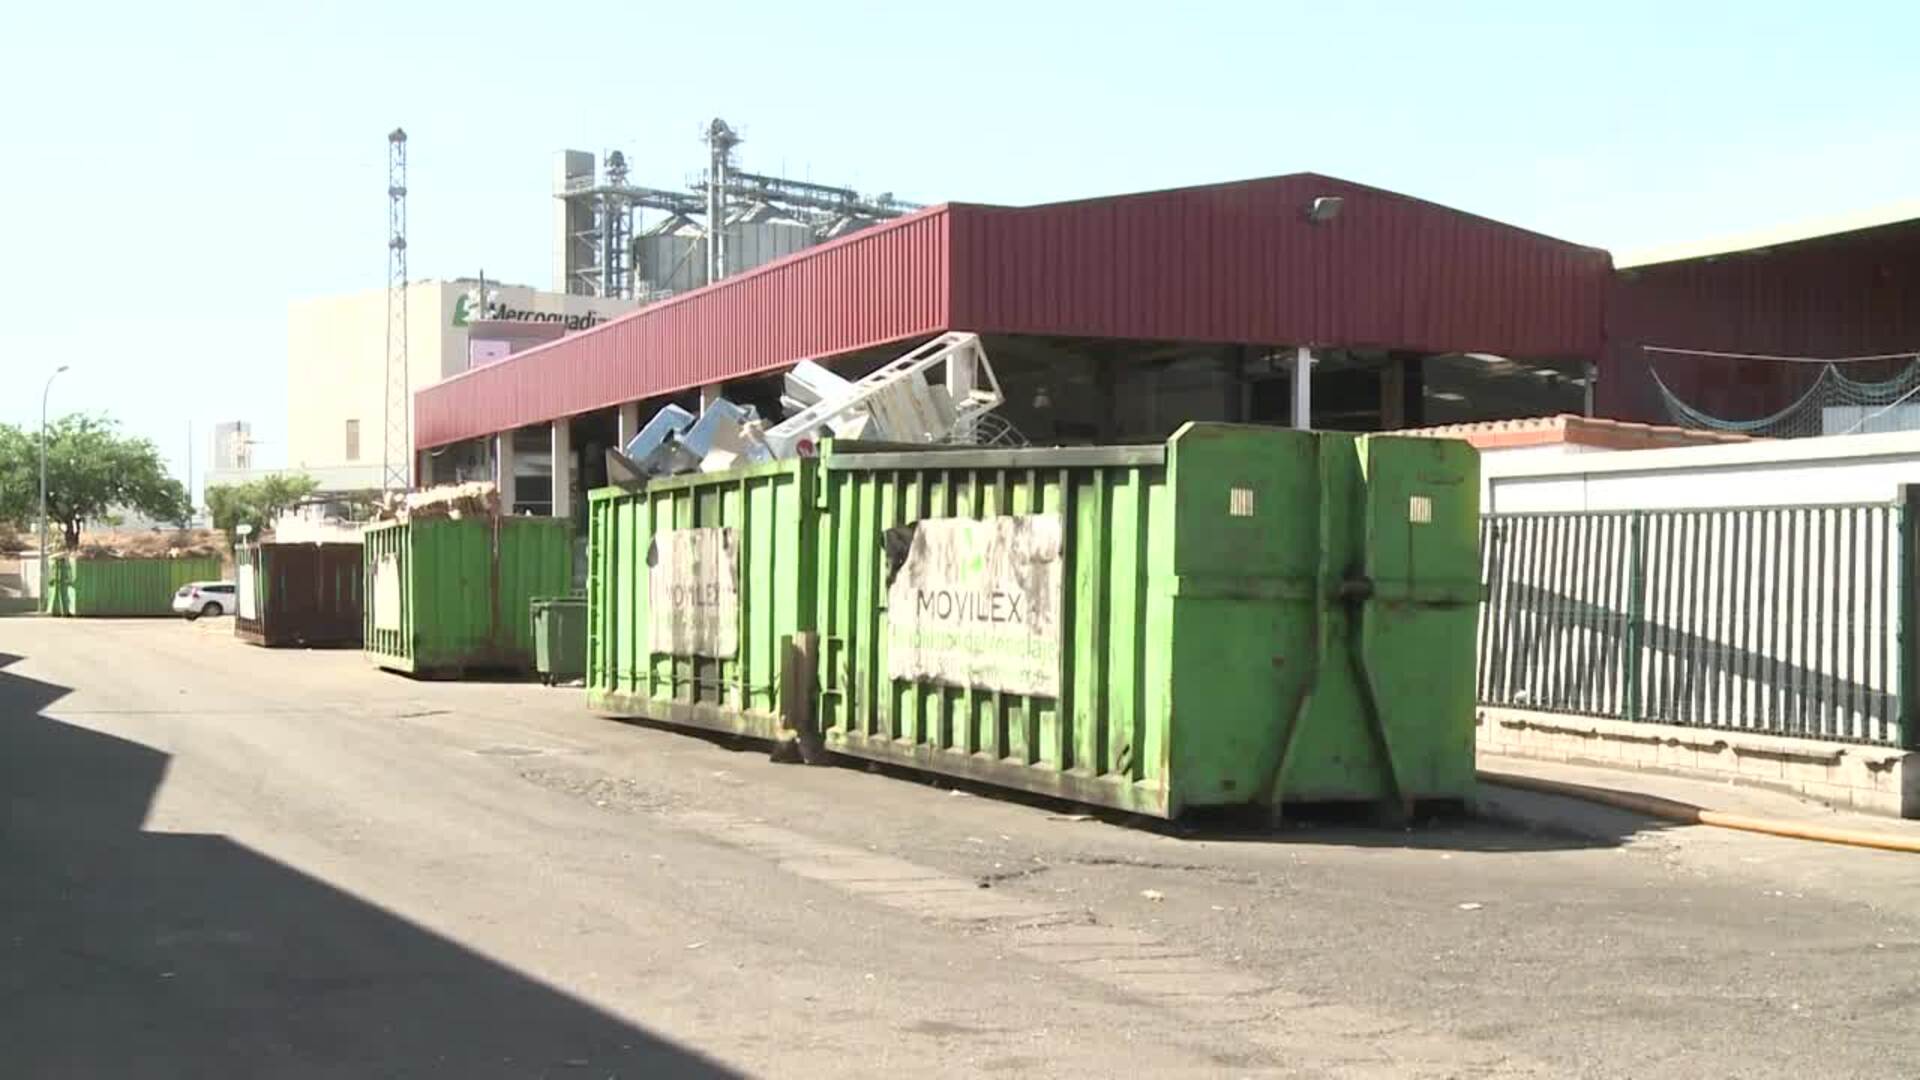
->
[1478,770,1920,855]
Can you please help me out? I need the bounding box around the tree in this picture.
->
[205,473,321,537]
[0,415,190,549]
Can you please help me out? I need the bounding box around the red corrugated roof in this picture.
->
[415,174,1610,450]
[1601,217,1920,422]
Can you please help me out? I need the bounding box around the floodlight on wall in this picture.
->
[1306,196,1344,224]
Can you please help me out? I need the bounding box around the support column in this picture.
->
[616,402,640,450]
[1583,360,1598,418]
[550,419,573,521]
[699,383,725,411]
[947,343,978,442]
[493,430,517,513]
[1381,355,1406,430]
[1291,346,1313,431]
[1230,346,1252,424]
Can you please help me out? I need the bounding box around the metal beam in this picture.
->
[550,420,572,521]
[1292,346,1313,431]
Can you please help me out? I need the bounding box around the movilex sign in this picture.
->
[884,515,1064,698]
[451,292,617,331]
[647,528,740,659]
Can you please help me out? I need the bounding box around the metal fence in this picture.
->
[1478,502,1912,747]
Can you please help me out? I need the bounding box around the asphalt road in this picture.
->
[5,619,1920,1078]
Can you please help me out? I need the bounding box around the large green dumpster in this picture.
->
[587,457,817,737]
[813,424,1480,817]
[363,516,573,677]
[531,596,588,685]
[586,423,1479,819]
[45,555,225,617]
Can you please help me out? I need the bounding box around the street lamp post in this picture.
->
[39,365,69,612]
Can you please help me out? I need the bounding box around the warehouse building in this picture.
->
[412,174,1612,525]
[285,280,635,494]
[1604,201,1920,433]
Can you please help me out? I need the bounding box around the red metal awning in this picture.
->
[415,174,1609,449]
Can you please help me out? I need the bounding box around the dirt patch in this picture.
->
[70,528,230,560]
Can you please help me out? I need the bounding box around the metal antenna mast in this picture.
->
[382,127,410,491]
[704,118,741,282]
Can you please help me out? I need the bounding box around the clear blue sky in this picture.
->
[2,1,1913,493]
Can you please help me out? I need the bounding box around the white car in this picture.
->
[173,581,238,620]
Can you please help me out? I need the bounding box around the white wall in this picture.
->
[286,284,446,480]
[205,464,386,494]
[1483,430,1920,513]
[285,282,632,483]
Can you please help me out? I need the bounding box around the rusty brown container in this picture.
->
[235,541,364,648]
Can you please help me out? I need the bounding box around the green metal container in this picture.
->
[363,516,574,677]
[530,596,588,685]
[45,555,225,617]
[813,424,1480,818]
[585,423,1479,819]
[587,458,817,736]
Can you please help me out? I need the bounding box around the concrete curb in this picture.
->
[1473,780,1667,847]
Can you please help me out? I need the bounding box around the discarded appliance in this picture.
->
[759,332,1001,458]
[679,398,767,473]
[618,398,772,478]
[614,333,1007,485]
[621,403,696,475]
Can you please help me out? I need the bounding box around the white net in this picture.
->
[943,413,1029,448]
[1653,353,1920,438]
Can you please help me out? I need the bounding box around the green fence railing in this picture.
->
[1477,499,1912,748]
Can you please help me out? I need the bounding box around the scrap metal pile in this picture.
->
[615,332,1006,482]
[374,481,502,522]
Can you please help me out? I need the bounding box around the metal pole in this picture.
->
[705,131,721,284]
[1900,486,1920,749]
[714,148,728,280]
[39,365,69,610]
[704,119,739,284]
[1291,346,1313,430]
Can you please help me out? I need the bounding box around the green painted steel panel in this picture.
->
[584,424,1480,820]
[362,516,573,676]
[816,435,1177,814]
[815,423,1480,818]
[46,556,225,617]
[1248,433,1483,806]
[1350,435,1482,800]
[586,458,817,738]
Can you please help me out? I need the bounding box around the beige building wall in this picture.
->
[286,281,633,489]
